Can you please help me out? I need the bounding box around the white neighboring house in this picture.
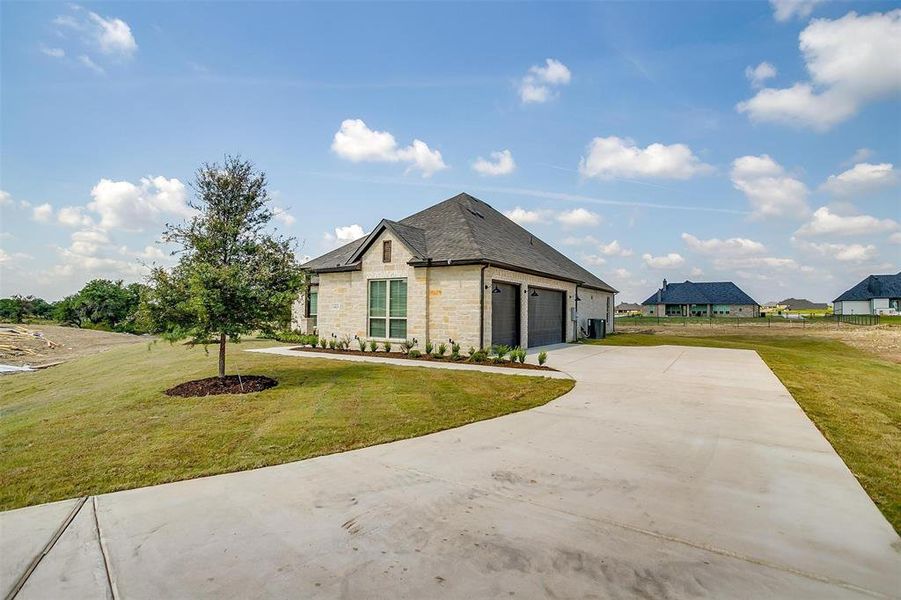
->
[833,272,901,316]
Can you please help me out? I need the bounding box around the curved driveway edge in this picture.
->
[3,344,899,599]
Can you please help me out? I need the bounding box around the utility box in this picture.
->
[588,318,606,339]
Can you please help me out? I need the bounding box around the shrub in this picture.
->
[357,338,366,351]
[538,351,548,366]
[339,336,352,350]
[469,350,488,363]
[468,346,476,357]
[368,339,379,353]
[319,338,327,348]
[511,347,527,364]
[400,340,415,354]
[451,342,460,355]
[382,341,392,352]
[492,344,512,361]
[437,342,447,357]
[328,338,337,350]
[424,340,434,355]
[409,349,422,358]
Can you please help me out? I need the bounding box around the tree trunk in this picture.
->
[218,332,226,379]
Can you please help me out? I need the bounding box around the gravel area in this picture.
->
[0,323,148,368]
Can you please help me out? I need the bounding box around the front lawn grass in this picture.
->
[589,333,901,533]
[0,340,573,511]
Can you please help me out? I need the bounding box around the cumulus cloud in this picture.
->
[331,119,447,177]
[556,208,600,228]
[795,206,898,236]
[597,240,633,257]
[0,190,11,206]
[580,254,607,266]
[53,5,137,59]
[88,176,192,231]
[579,136,712,180]
[738,10,901,130]
[681,233,766,256]
[821,163,897,196]
[40,45,66,59]
[889,232,901,244]
[642,252,685,269]
[770,0,823,22]
[745,62,777,88]
[273,208,296,226]
[57,206,93,228]
[323,224,367,249]
[794,239,879,262]
[519,58,571,104]
[503,207,546,225]
[32,203,54,222]
[613,268,631,279]
[730,154,809,219]
[472,150,516,176]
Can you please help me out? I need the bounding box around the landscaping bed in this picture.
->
[165,375,277,397]
[287,345,556,371]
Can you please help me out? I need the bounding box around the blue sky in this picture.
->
[1,1,899,303]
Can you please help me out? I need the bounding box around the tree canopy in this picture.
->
[144,156,303,378]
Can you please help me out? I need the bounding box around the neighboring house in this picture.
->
[292,193,617,350]
[615,302,641,315]
[641,279,760,317]
[833,272,901,315]
[779,298,829,311]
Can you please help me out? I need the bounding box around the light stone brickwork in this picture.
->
[292,236,615,348]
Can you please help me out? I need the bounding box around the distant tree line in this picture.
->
[0,279,150,333]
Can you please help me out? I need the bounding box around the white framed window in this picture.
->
[368,278,407,338]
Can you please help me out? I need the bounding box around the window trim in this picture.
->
[382,240,392,263]
[368,278,407,339]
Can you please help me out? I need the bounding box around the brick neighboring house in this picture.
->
[292,193,617,350]
[641,279,760,318]
[833,272,901,315]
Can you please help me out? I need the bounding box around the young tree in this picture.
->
[144,156,303,379]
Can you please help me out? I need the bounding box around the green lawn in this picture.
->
[0,340,573,511]
[589,333,901,532]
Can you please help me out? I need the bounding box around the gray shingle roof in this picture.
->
[302,192,616,292]
[834,273,901,302]
[641,281,758,306]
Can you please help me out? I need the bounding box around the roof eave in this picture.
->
[407,258,617,293]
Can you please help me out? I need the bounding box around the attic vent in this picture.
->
[467,208,484,219]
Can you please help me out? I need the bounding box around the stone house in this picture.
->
[292,193,617,349]
[641,279,760,318]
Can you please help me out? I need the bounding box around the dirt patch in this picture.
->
[0,323,147,368]
[288,346,556,371]
[165,375,278,397]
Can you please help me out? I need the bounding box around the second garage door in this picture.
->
[528,288,565,347]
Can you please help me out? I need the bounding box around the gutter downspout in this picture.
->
[479,263,489,350]
[424,259,431,343]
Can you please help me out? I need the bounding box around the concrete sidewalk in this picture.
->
[2,344,899,599]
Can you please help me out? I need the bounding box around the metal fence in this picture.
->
[615,315,881,327]
[832,314,881,326]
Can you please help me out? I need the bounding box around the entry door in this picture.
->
[491,282,520,347]
[528,288,565,347]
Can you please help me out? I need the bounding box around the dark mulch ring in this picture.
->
[288,346,555,371]
[165,375,278,397]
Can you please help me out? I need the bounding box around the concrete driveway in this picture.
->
[2,344,899,599]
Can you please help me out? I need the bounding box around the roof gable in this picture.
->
[303,192,616,292]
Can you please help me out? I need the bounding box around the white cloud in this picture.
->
[519,58,571,104]
[503,207,546,225]
[579,136,712,180]
[561,235,599,246]
[322,224,367,248]
[770,0,824,22]
[730,154,809,219]
[472,150,516,176]
[642,252,685,269]
[32,203,54,222]
[580,254,607,266]
[794,239,879,262]
[40,45,66,59]
[821,163,897,196]
[689,267,704,277]
[846,148,874,165]
[57,206,93,228]
[273,208,296,226]
[77,55,105,75]
[68,229,110,256]
[597,240,633,257]
[0,190,11,206]
[88,176,192,231]
[613,268,631,279]
[889,232,901,244]
[795,206,898,236]
[87,11,137,58]
[556,208,600,228]
[331,119,447,177]
[713,256,801,271]
[681,232,766,256]
[745,62,777,88]
[738,10,901,130]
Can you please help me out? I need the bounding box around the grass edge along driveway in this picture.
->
[0,340,573,511]
[589,333,901,534]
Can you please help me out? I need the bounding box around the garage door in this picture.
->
[528,288,565,347]
[491,282,520,347]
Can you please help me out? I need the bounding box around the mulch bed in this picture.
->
[288,346,555,371]
[165,375,278,397]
